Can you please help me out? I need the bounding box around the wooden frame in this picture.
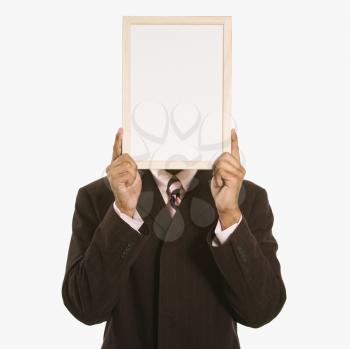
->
[122,16,232,169]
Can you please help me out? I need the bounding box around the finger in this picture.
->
[213,171,223,188]
[231,129,241,163]
[112,128,123,161]
[109,159,136,173]
[214,162,245,178]
[119,171,136,186]
[111,169,137,187]
[108,161,137,178]
[213,166,245,181]
[213,153,243,175]
[109,153,137,171]
[213,153,241,171]
[109,166,136,178]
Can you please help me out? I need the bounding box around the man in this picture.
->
[62,127,286,349]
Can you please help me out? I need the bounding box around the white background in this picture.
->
[1,0,349,348]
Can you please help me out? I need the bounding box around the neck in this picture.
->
[166,169,182,175]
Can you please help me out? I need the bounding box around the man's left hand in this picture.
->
[210,129,246,230]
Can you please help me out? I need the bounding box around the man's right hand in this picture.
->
[106,128,142,218]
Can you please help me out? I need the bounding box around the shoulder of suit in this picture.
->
[77,169,150,196]
[242,178,268,196]
[78,176,113,198]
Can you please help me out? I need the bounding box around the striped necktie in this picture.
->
[166,175,183,217]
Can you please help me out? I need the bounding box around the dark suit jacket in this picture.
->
[62,169,286,349]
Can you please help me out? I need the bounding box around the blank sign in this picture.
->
[122,17,232,169]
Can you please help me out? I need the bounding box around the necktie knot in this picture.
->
[166,175,183,210]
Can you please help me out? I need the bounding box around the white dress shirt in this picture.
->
[113,169,242,247]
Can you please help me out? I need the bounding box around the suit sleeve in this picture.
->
[206,187,286,328]
[61,187,148,325]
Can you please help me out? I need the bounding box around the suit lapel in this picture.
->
[177,170,219,233]
[136,169,173,236]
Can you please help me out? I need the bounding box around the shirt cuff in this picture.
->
[212,214,243,247]
[113,202,144,233]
